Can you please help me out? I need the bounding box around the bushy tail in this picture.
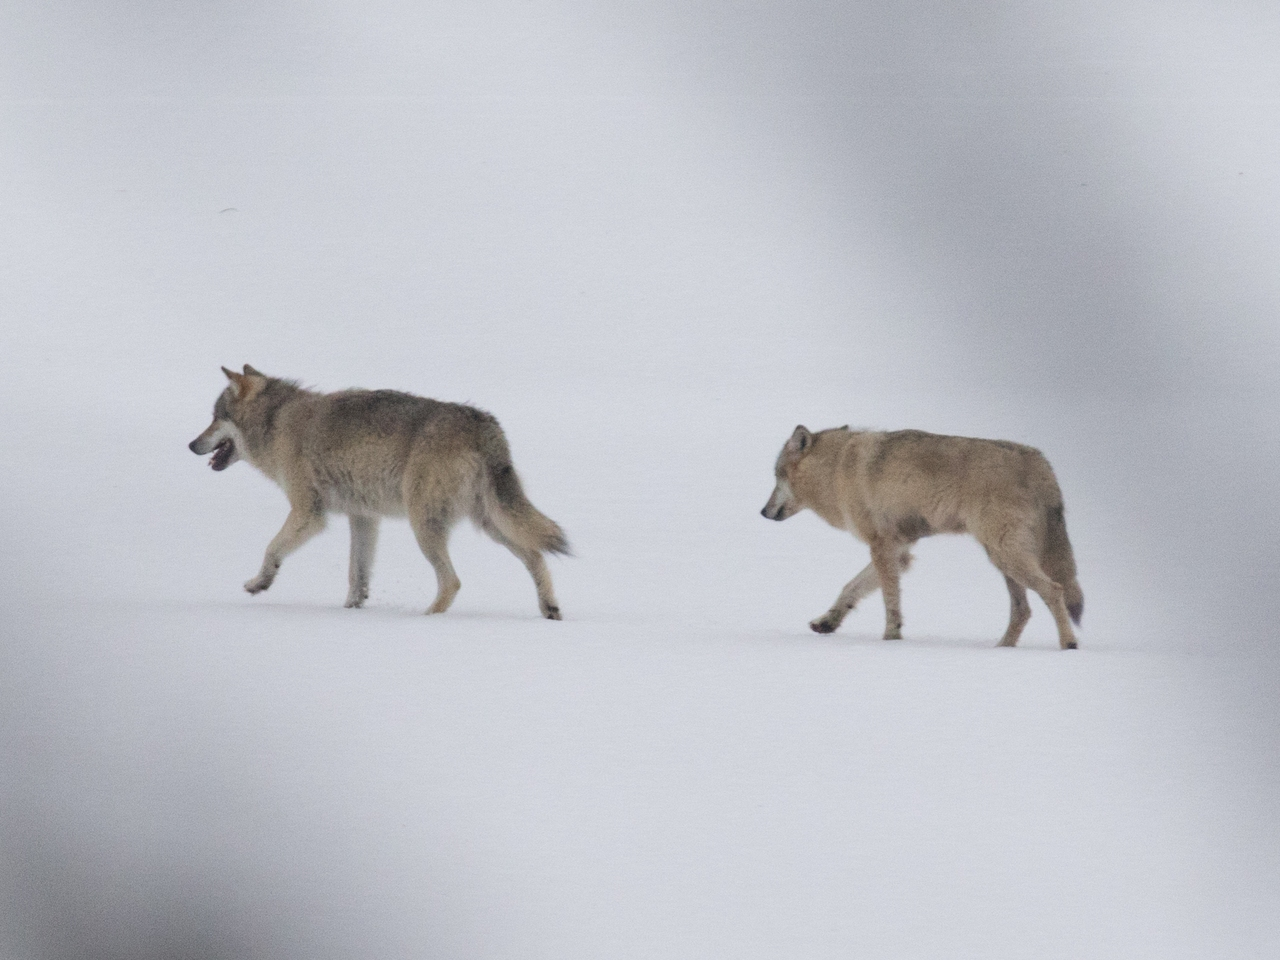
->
[1042,503,1083,625]
[477,431,570,556]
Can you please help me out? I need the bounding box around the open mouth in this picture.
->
[210,438,235,471]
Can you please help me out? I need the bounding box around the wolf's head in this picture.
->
[188,365,267,471]
[761,425,815,521]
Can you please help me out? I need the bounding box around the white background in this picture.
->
[2,2,1278,957]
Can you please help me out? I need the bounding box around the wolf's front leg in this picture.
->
[810,561,880,634]
[869,541,905,640]
[245,503,326,594]
[345,514,379,608]
[810,548,912,634]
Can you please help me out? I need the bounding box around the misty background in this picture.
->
[2,1,1279,957]
[4,0,1278,637]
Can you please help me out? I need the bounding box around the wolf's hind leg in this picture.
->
[345,514,379,608]
[987,546,1077,650]
[481,521,562,620]
[409,512,461,614]
[996,575,1031,647]
[245,502,326,595]
[506,543,562,620]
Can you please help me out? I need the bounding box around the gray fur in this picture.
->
[190,366,568,619]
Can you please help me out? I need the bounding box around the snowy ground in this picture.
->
[4,2,1280,958]
[5,601,1278,959]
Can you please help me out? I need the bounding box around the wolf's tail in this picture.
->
[476,429,570,557]
[1041,503,1083,625]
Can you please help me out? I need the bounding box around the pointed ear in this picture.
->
[786,425,813,455]
[221,365,247,399]
[242,364,264,377]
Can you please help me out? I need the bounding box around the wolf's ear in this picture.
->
[222,365,248,399]
[786,425,813,456]
[242,364,264,378]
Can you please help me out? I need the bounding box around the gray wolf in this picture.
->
[761,426,1083,648]
[189,366,569,619]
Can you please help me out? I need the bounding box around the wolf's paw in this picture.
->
[543,605,562,621]
[809,617,838,634]
[882,628,903,641]
[244,576,273,595]
[344,596,366,609]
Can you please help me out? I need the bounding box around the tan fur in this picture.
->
[190,366,568,619]
[762,426,1083,649]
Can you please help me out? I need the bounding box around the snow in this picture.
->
[6,603,1277,959]
[3,2,1280,957]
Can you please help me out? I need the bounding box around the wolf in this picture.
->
[189,366,569,619]
[761,426,1083,649]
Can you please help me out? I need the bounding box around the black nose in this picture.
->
[760,506,771,519]
[188,439,201,454]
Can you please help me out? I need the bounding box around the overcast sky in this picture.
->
[6,1,1279,394]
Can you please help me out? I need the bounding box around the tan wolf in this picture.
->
[189,366,569,619]
[761,426,1083,648]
